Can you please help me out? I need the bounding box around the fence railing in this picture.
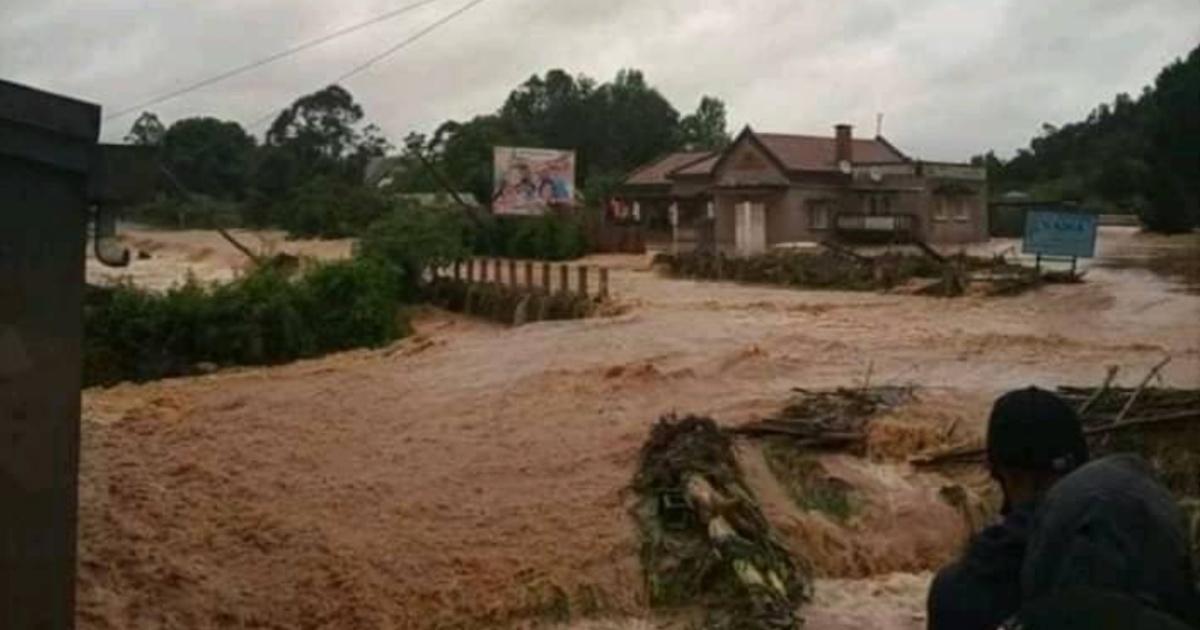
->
[431,258,611,300]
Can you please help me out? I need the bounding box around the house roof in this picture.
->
[755,133,907,171]
[674,153,720,177]
[621,128,911,188]
[624,150,714,186]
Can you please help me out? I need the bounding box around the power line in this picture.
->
[248,0,490,133]
[103,0,447,122]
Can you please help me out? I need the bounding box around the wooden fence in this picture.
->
[431,258,611,300]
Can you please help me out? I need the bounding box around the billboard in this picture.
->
[1022,208,1098,258]
[492,146,575,215]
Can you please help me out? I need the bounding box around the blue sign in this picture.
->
[1023,208,1098,258]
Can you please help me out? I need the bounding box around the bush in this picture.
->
[276,176,392,238]
[470,213,588,261]
[357,202,471,298]
[84,259,410,386]
[299,258,410,350]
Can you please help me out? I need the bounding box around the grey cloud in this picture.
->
[2,0,1196,159]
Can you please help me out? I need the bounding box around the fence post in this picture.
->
[494,258,503,285]
[524,261,533,288]
[578,265,589,297]
[542,262,551,291]
[599,267,609,299]
[508,259,517,287]
[559,264,569,294]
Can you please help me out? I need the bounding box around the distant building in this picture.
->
[363,156,480,208]
[620,125,988,253]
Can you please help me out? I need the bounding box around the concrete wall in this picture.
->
[662,152,990,249]
[0,80,99,630]
[714,140,789,188]
[924,183,989,245]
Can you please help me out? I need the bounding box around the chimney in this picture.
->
[835,124,853,164]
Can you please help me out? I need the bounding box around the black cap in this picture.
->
[987,387,1088,473]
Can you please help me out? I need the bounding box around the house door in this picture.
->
[735,201,767,255]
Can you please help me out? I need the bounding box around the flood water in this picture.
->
[79,226,1198,628]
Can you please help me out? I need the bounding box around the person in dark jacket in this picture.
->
[927,387,1090,630]
[1016,453,1200,629]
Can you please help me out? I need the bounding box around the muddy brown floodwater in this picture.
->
[79,227,1199,629]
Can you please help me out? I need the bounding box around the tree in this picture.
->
[426,115,512,204]
[680,96,731,151]
[979,43,1198,232]
[125,111,166,146]
[585,69,681,178]
[1143,46,1200,232]
[265,84,390,184]
[398,68,688,209]
[160,117,256,200]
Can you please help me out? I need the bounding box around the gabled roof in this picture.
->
[691,126,910,178]
[621,127,912,188]
[755,132,907,171]
[624,150,714,186]
[674,153,720,177]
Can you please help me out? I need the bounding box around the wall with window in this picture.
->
[925,184,989,243]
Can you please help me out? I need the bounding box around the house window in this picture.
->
[934,196,950,221]
[809,200,831,230]
[954,197,970,221]
[862,194,894,215]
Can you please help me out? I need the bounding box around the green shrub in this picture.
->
[299,258,410,350]
[470,214,588,261]
[357,202,470,298]
[84,259,411,386]
[276,176,392,238]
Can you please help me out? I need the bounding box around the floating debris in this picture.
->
[632,415,811,629]
[729,386,915,452]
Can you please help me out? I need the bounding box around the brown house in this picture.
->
[620,125,988,254]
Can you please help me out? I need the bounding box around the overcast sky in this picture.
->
[2,0,1197,160]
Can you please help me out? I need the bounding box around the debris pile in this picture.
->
[912,362,1200,566]
[656,246,1065,297]
[632,415,811,629]
[729,386,915,453]
[915,360,1197,467]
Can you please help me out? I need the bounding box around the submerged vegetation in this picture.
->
[85,203,469,386]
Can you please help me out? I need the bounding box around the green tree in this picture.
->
[409,68,686,208]
[125,111,166,146]
[979,43,1198,231]
[584,69,681,178]
[679,96,731,151]
[160,117,256,199]
[426,115,512,204]
[1143,46,1200,232]
[264,84,390,184]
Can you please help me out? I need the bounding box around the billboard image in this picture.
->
[492,147,575,215]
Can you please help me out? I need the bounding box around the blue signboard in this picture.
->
[1022,208,1098,258]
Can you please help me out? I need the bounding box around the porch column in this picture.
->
[669,201,679,255]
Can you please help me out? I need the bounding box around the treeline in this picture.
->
[386,68,731,204]
[975,44,1199,233]
[127,84,392,238]
[128,68,730,248]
